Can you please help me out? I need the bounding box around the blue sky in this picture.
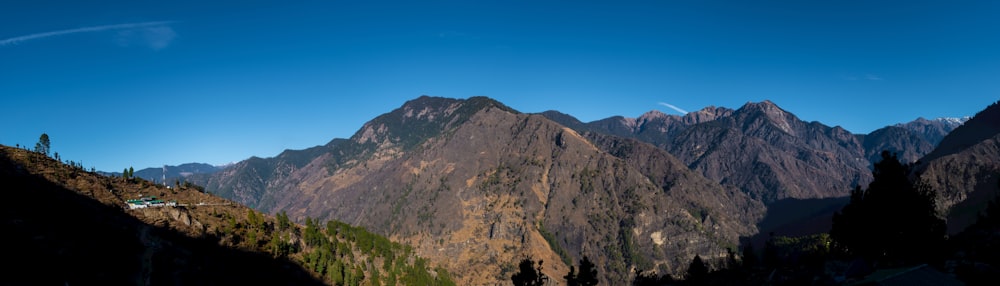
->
[2,0,998,172]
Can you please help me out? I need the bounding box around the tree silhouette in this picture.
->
[830,151,946,264]
[511,257,547,286]
[576,256,598,286]
[565,256,598,286]
[563,266,578,286]
[34,133,50,156]
[687,255,708,282]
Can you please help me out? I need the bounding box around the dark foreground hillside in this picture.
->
[0,145,325,285]
[0,145,454,286]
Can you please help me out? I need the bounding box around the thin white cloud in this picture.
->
[658,102,689,115]
[843,74,883,81]
[115,25,177,50]
[0,21,176,47]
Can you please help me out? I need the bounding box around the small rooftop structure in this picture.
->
[126,196,174,209]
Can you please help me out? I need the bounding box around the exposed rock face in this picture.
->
[916,101,1000,233]
[200,96,760,284]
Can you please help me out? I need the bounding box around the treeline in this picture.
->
[217,209,456,286]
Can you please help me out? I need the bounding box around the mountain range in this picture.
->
[542,101,966,203]
[178,95,982,284]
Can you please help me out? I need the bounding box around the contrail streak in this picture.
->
[658,102,689,115]
[0,21,175,47]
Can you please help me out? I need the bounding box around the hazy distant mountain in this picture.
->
[916,101,1000,233]
[857,117,967,165]
[191,144,330,209]
[896,117,970,147]
[195,96,761,284]
[541,105,733,149]
[131,163,223,184]
[858,126,936,165]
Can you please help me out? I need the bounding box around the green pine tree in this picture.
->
[34,133,50,156]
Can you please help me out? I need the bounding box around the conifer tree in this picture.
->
[34,133,50,156]
[575,256,599,286]
[830,151,946,264]
[564,266,578,286]
[511,258,547,286]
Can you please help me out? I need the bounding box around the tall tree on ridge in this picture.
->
[34,133,50,156]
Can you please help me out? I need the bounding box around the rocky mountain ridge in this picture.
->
[194,96,764,284]
[185,95,982,285]
[544,100,870,203]
[543,101,967,204]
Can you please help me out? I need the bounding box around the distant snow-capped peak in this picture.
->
[215,162,237,168]
[936,116,971,125]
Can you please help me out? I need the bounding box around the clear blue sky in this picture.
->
[2,0,998,172]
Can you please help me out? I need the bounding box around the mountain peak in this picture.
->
[738,100,789,115]
[906,116,969,127]
[734,100,803,136]
[738,100,796,117]
[739,100,781,111]
[637,109,670,122]
[354,95,518,148]
[682,105,733,124]
[937,116,972,126]
[399,95,514,117]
